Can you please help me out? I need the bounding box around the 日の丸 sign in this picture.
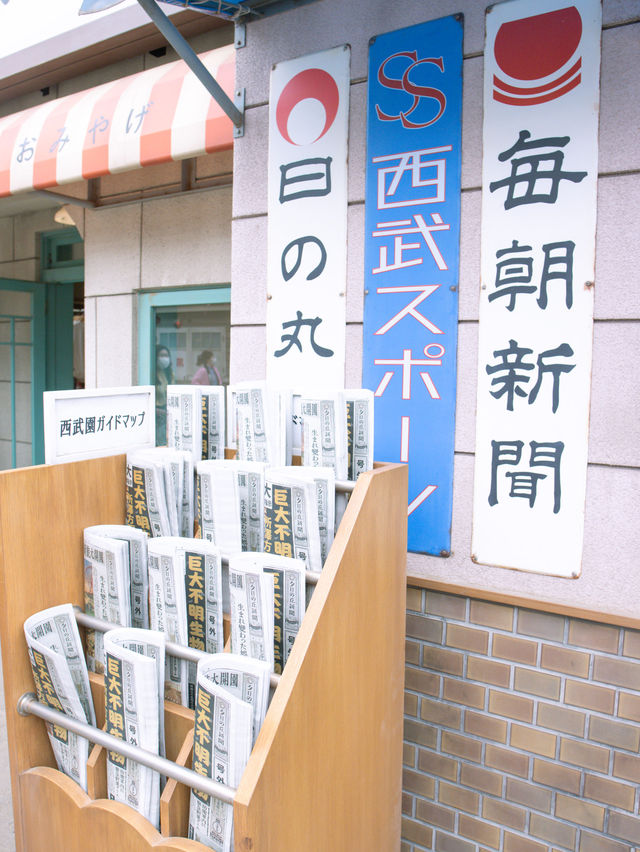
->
[472,0,602,577]
[363,16,463,555]
[266,45,350,387]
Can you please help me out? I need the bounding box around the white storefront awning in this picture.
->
[0,42,235,198]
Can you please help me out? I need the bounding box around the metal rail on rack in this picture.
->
[16,692,236,803]
[16,478,359,812]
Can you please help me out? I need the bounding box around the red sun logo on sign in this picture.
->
[276,68,339,145]
[493,6,583,106]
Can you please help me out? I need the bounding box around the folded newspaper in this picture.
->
[83,525,150,673]
[285,465,335,564]
[201,386,226,461]
[196,459,266,556]
[196,653,270,748]
[299,391,349,480]
[167,385,202,464]
[126,448,194,538]
[167,384,227,463]
[228,555,275,672]
[24,603,96,792]
[344,388,374,481]
[188,663,253,851]
[147,536,225,708]
[227,382,291,466]
[263,467,324,572]
[104,627,165,829]
[230,553,306,675]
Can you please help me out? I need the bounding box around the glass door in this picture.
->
[0,280,46,469]
[138,286,231,444]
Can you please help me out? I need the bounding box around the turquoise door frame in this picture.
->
[41,228,84,392]
[137,285,232,385]
[0,279,46,467]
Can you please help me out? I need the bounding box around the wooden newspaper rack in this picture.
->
[0,454,407,852]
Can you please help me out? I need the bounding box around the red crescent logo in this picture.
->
[276,68,340,145]
[493,6,583,106]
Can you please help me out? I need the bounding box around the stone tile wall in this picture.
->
[402,587,640,852]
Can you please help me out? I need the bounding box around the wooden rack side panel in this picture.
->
[0,455,126,852]
[234,463,408,852]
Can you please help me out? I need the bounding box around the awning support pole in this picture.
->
[136,0,245,135]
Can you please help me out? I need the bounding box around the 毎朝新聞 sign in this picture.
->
[472,0,602,577]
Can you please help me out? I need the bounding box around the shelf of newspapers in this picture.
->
[0,452,407,852]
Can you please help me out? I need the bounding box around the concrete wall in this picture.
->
[83,151,233,388]
[232,0,640,618]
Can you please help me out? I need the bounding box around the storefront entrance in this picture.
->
[137,285,231,444]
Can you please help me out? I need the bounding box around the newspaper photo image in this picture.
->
[103,627,166,829]
[188,669,253,852]
[148,536,224,708]
[24,603,97,792]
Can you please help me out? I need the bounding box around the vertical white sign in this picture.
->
[266,46,350,387]
[472,0,602,577]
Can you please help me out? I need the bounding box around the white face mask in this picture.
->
[158,355,170,369]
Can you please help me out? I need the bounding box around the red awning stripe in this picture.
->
[0,44,235,198]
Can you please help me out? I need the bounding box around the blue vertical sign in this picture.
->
[363,16,463,555]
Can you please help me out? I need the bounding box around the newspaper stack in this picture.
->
[227,382,291,465]
[232,553,306,675]
[24,603,96,792]
[201,386,226,461]
[167,385,202,463]
[228,555,275,672]
[83,525,150,672]
[263,467,323,572]
[196,653,270,747]
[286,465,335,564]
[196,459,266,556]
[104,628,165,829]
[188,664,253,851]
[148,537,224,708]
[126,448,194,538]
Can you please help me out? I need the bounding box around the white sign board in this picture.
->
[266,45,350,387]
[43,386,155,464]
[472,0,601,577]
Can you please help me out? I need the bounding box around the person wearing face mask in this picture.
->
[192,349,222,386]
[155,345,174,444]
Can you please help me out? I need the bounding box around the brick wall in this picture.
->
[402,587,640,852]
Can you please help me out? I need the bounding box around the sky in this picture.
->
[0,0,141,58]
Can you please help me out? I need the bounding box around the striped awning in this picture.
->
[0,43,235,198]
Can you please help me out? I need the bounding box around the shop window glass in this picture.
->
[153,303,230,444]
